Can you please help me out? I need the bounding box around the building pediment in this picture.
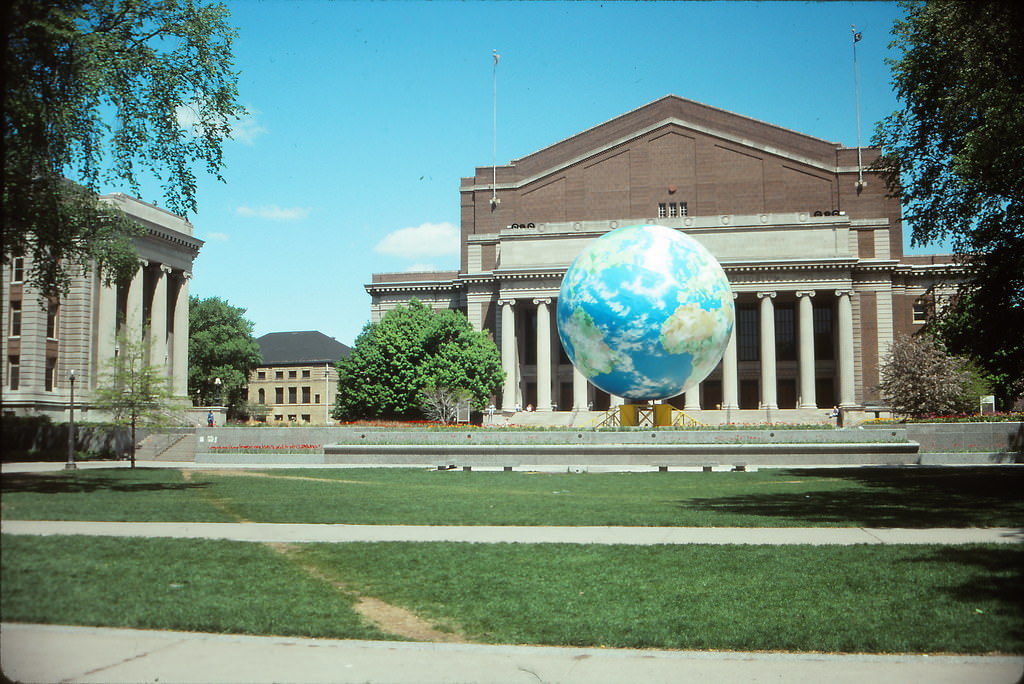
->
[463,95,855,193]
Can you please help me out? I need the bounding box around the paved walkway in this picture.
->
[4,519,1024,545]
[3,623,1022,684]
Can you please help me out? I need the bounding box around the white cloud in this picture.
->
[236,205,311,221]
[375,222,459,259]
[204,232,230,241]
[231,112,268,145]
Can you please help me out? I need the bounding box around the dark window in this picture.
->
[257,371,266,380]
[288,370,297,379]
[8,356,19,390]
[301,386,311,403]
[9,300,21,337]
[775,305,796,361]
[658,203,667,218]
[275,387,284,404]
[12,257,24,283]
[45,357,56,391]
[301,370,310,379]
[275,371,283,380]
[258,388,266,404]
[288,387,297,404]
[912,300,928,324]
[737,304,759,362]
[813,304,834,360]
[46,301,59,339]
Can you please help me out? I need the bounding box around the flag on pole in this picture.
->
[493,49,500,65]
[852,25,862,43]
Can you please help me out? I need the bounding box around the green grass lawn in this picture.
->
[2,534,1020,654]
[3,466,1023,528]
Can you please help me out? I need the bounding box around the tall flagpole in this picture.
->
[491,49,500,208]
[852,25,864,191]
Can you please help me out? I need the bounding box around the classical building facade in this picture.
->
[247,331,351,424]
[366,95,956,417]
[2,193,202,420]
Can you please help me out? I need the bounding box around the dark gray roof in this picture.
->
[257,331,351,365]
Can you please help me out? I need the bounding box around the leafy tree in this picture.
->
[188,296,262,415]
[878,334,983,418]
[873,0,1024,406]
[2,0,245,298]
[334,300,504,421]
[92,333,175,468]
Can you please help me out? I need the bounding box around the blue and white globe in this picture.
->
[557,224,734,402]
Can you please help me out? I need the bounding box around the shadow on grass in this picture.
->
[905,545,1024,647]
[0,472,209,496]
[685,466,1024,528]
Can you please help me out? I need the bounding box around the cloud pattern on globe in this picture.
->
[557,224,735,401]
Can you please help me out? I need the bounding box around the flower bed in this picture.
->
[209,444,323,453]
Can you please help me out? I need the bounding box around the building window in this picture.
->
[9,300,21,337]
[314,393,321,404]
[46,300,59,339]
[912,299,928,324]
[275,387,284,404]
[677,202,688,216]
[257,371,266,380]
[11,257,24,283]
[775,305,796,361]
[275,370,284,379]
[258,388,266,404]
[737,304,759,362]
[274,415,283,422]
[287,414,296,422]
[8,356,19,390]
[302,369,310,379]
[288,387,297,404]
[657,203,667,218]
[301,386,311,403]
[301,414,311,423]
[288,370,297,379]
[668,203,678,217]
[813,304,834,360]
[45,357,56,392]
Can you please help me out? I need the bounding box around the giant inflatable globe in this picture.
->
[557,224,734,401]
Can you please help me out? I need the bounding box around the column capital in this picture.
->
[182,271,193,280]
[795,290,816,298]
[532,297,552,307]
[159,264,173,274]
[834,289,855,298]
[756,291,777,300]
[497,298,517,307]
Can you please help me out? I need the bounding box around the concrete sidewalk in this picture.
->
[3,520,1023,545]
[3,623,1022,684]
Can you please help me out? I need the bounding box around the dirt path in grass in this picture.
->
[190,469,372,485]
[179,470,469,643]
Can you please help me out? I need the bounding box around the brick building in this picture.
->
[248,331,350,424]
[366,95,956,420]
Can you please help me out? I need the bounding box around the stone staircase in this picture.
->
[136,429,196,462]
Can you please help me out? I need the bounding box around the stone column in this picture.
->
[721,322,738,411]
[150,265,171,373]
[171,271,191,397]
[757,291,778,410]
[796,290,817,408]
[499,299,517,410]
[124,259,147,340]
[573,367,589,411]
[534,298,552,411]
[684,385,701,411]
[836,289,856,407]
[94,277,118,390]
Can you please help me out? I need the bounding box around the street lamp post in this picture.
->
[66,369,77,471]
[214,377,222,406]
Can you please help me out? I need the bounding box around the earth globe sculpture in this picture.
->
[556,224,735,402]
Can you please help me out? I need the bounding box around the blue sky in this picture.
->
[139,0,921,346]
